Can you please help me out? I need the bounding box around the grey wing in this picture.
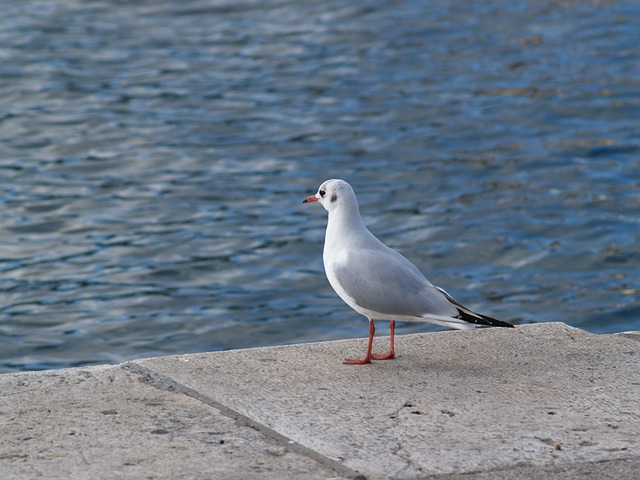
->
[332,247,457,318]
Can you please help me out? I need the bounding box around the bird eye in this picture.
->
[319,189,326,197]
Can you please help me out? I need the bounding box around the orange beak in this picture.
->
[302,195,318,203]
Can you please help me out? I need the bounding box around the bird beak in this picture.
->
[302,195,318,203]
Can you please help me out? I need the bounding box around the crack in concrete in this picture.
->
[122,362,366,480]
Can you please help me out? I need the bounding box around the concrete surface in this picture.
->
[1,322,639,479]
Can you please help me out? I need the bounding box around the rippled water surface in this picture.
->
[1,0,638,372]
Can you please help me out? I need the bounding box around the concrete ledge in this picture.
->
[1,322,639,479]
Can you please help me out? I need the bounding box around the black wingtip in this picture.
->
[438,287,515,328]
[456,308,515,328]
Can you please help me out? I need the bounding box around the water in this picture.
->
[0,0,638,373]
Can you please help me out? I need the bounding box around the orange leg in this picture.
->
[372,320,395,360]
[344,318,375,365]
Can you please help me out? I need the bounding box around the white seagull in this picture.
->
[303,179,514,364]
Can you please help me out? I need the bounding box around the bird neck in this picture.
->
[325,203,369,250]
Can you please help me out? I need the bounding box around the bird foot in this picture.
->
[343,356,372,365]
[371,350,395,360]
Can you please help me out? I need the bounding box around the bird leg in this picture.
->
[343,318,375,365]
[372,320,395,360]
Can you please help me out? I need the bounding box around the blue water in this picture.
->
[0,0,638,372]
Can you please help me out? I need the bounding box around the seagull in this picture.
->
[303,179,514,364]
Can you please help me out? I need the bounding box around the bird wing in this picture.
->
[331,246,458,319]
